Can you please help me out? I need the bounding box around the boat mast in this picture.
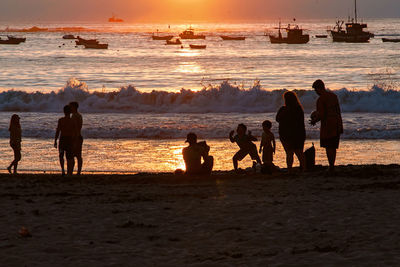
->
[354,0,358,23]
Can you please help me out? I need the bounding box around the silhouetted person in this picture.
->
[182,133,214,175]
[276,91,306,172]
[310,79,343,174]
[259,120,276,168]
[7,114,21,174]
[69,102,83,175]
[54,105,75,176]
[229,123,261,171]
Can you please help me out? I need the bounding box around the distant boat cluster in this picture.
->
[2,1,400,49]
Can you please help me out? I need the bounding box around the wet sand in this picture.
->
[1,165,400,266]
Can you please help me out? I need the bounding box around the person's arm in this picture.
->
[259,139,264,153]
[276,107,283,123]
[54,120,60,148]
[272,133,276,154]
[248,131,257,141]
[316,97,326,121]
[229,131,235,143]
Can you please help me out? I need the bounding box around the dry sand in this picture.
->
[1,165,400,266]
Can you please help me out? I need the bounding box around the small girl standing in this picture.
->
[8,114,21,174]
[259,120,276,168]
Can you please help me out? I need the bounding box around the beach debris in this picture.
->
[18,226,32,238]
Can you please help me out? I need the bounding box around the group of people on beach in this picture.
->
[7,79,342,176]
[7,102,83,175]
[182,79,343,175]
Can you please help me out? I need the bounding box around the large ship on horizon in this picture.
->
[330,0,372,43]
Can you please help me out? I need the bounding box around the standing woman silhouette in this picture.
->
[7,114,21,174]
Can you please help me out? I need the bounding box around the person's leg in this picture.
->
[76,154,82,175]
[59,151,65,175]
[8,147,16,174]
[67,158,74,176]
[233,156,238,170]
[13,149,21,174]
[294,149,306,171]
[326,148,337,171]
[286,150,294,170]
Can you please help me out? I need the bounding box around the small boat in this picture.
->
[75,36,99,45]
[0,36,25,44]
[189,44,206,49]
[269,21,309,44]
[179,28,206,39]
[330,0,372,43]
[166,39,182,45]
[382,38,400,43]
[220,35,246,40]
[315,35,328,38]
[152,34,174,41]
[84,43,108,49]
[63,34,76,39]
[108,14,124,23]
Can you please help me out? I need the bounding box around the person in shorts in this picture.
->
[54,105,75,176]
[310,79,343,174]
[229,123,262,171]
[69,102,83,175]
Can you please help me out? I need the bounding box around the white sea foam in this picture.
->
[1,79,400,114]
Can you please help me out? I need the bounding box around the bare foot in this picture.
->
[7,166,12,174]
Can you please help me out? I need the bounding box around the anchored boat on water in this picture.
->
[268,20,309,44]
[0,36,26,44]
[220,35,246,41]
[179,28,205,39]
[329,0,373,43]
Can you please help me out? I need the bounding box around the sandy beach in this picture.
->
[1,165,400,266]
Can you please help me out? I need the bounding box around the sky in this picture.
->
[1,0,399,22]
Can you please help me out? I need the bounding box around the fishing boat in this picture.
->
[189,44,206,49]
[75,36,99,45]
[179,28,205,39]
[269,21,309,44]
[166,38,182,45]
[382,38,400,43]
[152,34,174,41]
[220,35,246,41]
[315,35,328,38]
[0,36,25,44]
[330,0,372,43]
[84,43,108,49]
[63,34,76,39]
[108,14,124,23]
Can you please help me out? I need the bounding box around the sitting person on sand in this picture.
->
[182,133,214,175]
[259,120,276,169]
[229,123,262,171]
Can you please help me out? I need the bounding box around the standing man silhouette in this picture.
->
[69,102,83,175]
[311,80,343,174]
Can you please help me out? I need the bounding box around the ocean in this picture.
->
[0,19,399,173]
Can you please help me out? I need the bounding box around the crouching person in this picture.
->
[182,133,214,175]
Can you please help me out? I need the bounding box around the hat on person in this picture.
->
[185,132,197,143]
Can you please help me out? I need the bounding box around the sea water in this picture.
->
[0,20,399,172]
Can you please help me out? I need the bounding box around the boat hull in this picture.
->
[269,35,309,44]
[179,35,205,40]
[84,43,108,49]
[152,35,174,41]
[382,38,400,43]
[330,31,370,43]
[220,35,246,40]
[189,44,206,49]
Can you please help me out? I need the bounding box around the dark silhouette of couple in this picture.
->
[54,102,83,176]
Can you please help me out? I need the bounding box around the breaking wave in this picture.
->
[1,78,400,114]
